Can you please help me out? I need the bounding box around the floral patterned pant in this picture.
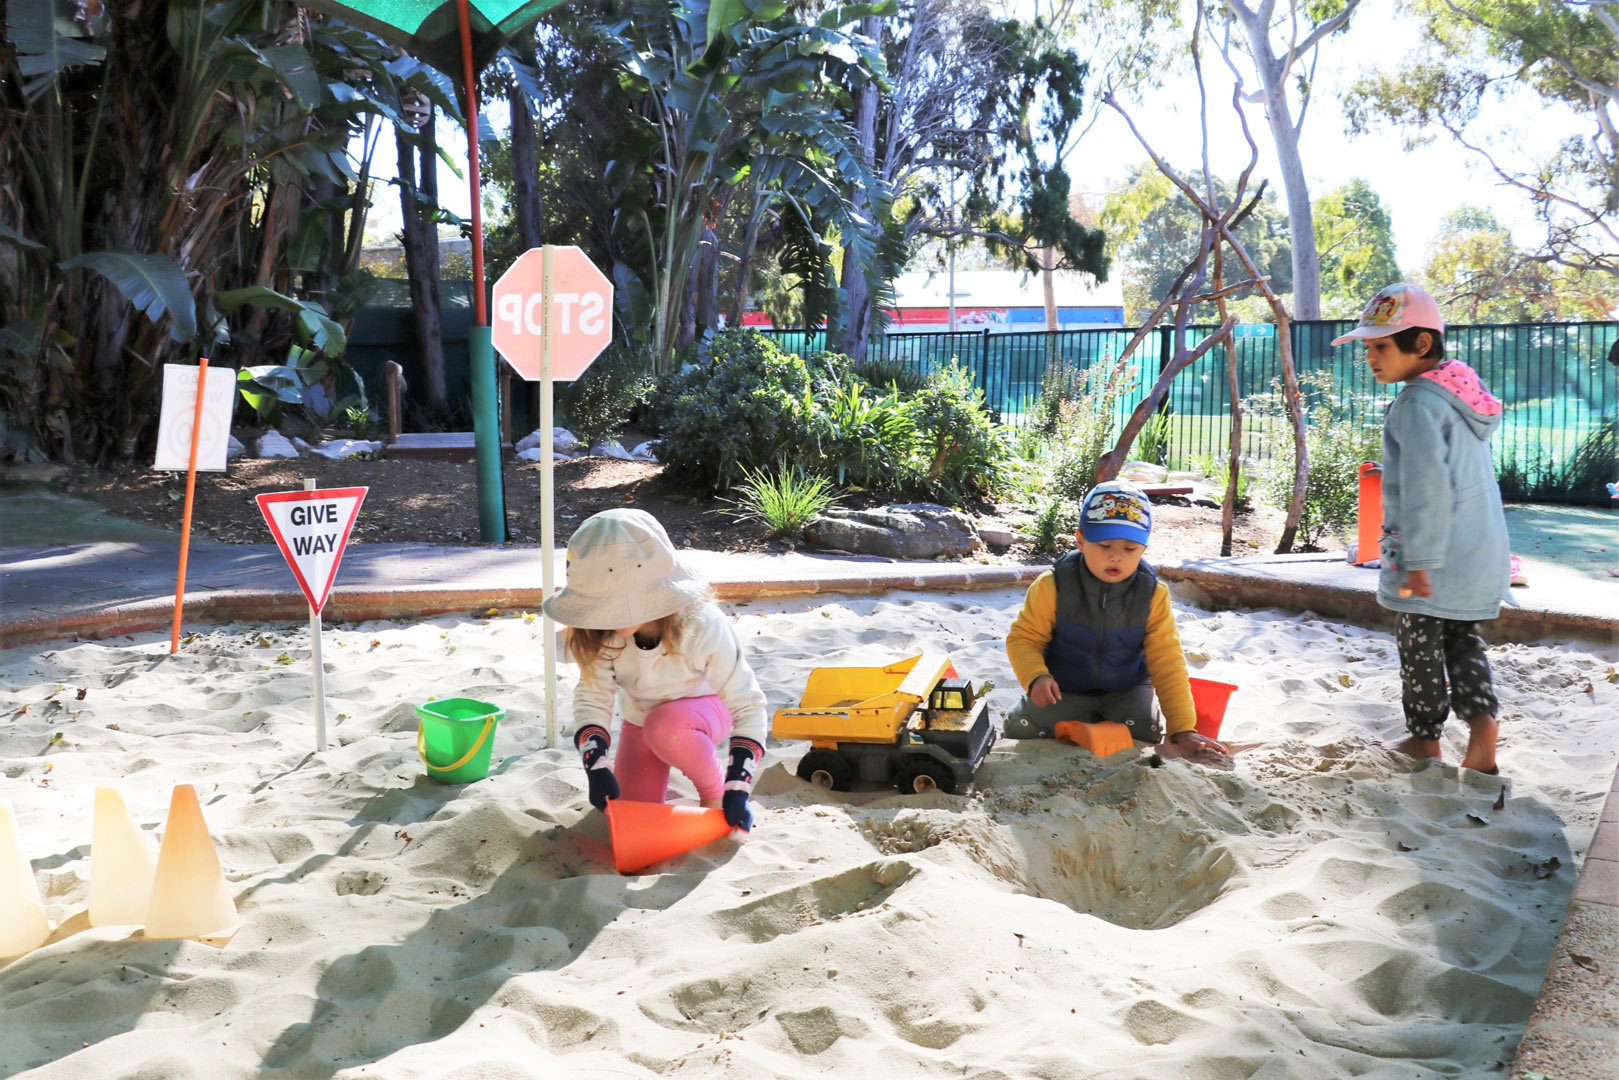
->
[1396,612,1498,740]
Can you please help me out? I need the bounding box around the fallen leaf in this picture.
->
[1397,841,1417,852]
[1582,682,1595,694]
[482,607,505,617]
[1493,786,1506,811]
[1465,812,1488,826]
[1607,667,1618,683]
[75,688,87,700]
[1338,674,1351,687]
[276,652,295,665]
[1533,856,1561,879]
[1570,952,1598,971]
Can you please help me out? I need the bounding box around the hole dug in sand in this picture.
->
[978,764,1247,930]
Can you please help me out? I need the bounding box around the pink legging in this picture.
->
[613,695,734,804]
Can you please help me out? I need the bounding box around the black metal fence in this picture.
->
[761,321,1619,503]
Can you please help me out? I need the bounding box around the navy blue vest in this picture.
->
[1044,551,1156,694]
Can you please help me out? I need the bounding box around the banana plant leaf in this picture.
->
[296,0,570,80]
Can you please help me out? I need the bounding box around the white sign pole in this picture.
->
[303,477,329,753]
[540,244,559,750]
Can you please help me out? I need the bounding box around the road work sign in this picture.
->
[255,487,368,613]
[154,363,237,471]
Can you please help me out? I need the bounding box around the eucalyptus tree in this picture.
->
[1211,0,1362,321]
[0,2,452,462]
[588,0,889,371]
[1345,0,1617,279]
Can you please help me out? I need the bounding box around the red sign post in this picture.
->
[492,246,615,749]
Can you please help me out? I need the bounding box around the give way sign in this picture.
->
[491,245,613,381]
[255,487,368,613]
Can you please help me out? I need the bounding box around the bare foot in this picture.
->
[1379,735,1442,760]
[1460,715,1499,774]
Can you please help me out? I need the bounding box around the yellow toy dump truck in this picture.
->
[772,653,996,794]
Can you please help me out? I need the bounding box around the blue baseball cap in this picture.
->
[1079,481,1153,544]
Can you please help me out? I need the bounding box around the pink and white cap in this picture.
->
[1330,284,1445,346]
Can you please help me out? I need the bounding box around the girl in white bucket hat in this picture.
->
[543,509,767,831]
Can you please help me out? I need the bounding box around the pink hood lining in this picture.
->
[1417,360,1503,417]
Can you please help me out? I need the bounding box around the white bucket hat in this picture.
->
[542,508,708,629]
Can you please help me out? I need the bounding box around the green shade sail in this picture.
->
[299,0,569,77]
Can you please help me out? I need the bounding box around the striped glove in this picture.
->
[723,737,763,831]
[574,724,619,811]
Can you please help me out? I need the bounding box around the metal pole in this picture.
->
[458,0,505,542]
[303,477,328,752]
[541,245,558,749]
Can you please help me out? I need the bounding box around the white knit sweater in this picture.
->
[570,603,768,743]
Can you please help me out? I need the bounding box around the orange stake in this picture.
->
[169,358,209,654]
[1355,462,1383,567]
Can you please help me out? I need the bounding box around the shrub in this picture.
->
[652,329,813,491]
[808,370,919,488]
[559,345,655,449]
[908,361,1010,500]
[723,463,841,538]
[1028,498,1077,553]
[1253,373,1383,549]
[1044,360,1134,505]
[1133,410,1172,466]
[1029,358,1091,437]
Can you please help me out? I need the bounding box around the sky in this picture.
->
[358,0,1575,276]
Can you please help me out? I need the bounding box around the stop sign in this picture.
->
[491,246,614,381]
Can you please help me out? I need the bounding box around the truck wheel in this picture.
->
[797,749,854,791]
[896,757,956,795]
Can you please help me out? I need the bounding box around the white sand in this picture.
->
[1,587,1615,1079]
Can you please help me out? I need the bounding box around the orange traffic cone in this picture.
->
[1187,678,1238,740]
[1054,721,1134,757]
[89,787,158,928]
[144,785,238,940]
[605,800,733,875]
[0,799,52,958]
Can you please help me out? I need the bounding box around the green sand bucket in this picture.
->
[416,698,504,784]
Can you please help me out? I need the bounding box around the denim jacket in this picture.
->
[1378,361,1511,621]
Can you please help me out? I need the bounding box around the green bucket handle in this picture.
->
[417,715,495,775]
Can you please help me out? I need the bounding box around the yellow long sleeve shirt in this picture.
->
[1004,571,1198,737]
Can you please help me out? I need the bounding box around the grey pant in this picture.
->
[1003,682,1160,744]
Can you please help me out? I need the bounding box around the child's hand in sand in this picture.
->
[1398,569,1432,599]
[1030,675,1062,708]
[1160,730,1232,768]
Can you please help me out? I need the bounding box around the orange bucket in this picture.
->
[1187,678,1238,740]
[604,800,733,875]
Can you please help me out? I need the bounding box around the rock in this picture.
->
[226,435,245,460]
[979,525,1015,549]
[515,428,582,455]
[803,503,983,559]
[629,440,660,462]
[1,461,68,484]
[516,447,546,462]
[253,432,300,458]
[1118,460,1168,484]
[588,440,634,461]
[308,438,381,461]
[291,436,314,454]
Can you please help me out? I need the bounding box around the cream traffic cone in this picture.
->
[143,785,238,940]
[89,787,158,928]
[0,800,52,958]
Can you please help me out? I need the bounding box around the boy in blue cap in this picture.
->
[1004,480,1229,766]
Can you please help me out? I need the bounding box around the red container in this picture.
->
[1187,677,1238,740]
[1355,463,1383,566]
